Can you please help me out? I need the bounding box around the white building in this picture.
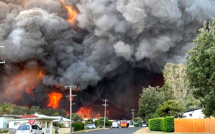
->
[182,108,204,118]
[0,115,20,129]
[9,113,55,134]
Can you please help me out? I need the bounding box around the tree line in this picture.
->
[0,103,67,117]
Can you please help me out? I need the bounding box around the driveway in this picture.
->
[75,127,141,134]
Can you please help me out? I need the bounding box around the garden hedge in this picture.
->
[72,123,84,131]
[161,116,174,132]
[149,116,174,132]
[149,118,162,131]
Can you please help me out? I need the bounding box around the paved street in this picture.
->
[76,128,141,134]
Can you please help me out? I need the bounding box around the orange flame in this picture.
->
[47,92,63,109]
[96,113,101,118]
[4,67,44,101]
[25,86,35,94]
[59,0,78,25]
[66,111,69,116]
[77,107,100,119]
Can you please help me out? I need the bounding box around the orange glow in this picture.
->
[4,67,44,101]
[25,86,35,94]
[77,107,92,119]
[107,110,109,114]
[96,113,101,118]
[47,92,63,109]
[66,111,69,116]
[59,0,78,25]
[77,107,100,119]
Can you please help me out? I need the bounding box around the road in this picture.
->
[76,127,141,134]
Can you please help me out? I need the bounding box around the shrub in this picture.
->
[149,118,162,131]
[149,116,174,132]
[161,116,174,132]
[2,130,8,133]
[72,123,84,131]
[160,118,165,131]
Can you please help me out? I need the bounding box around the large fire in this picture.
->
[59,0,78,25]
[77,107,101,119]
[47,92,63,109]
[3,67,44,101]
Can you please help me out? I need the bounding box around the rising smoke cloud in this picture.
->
[0,0,215,90]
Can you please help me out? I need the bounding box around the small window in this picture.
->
[47,122,50,128]
[32,125,37,129]
[14,122,20,126]
[189,114,192,117]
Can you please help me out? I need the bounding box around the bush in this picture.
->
[72,123,84,131]
[2,130,8,133]
[149,118,162,131]
[161,116,174,132]
[149,116,174,132]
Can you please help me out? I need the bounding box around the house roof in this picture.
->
[19,115,38,118]
[183,108,203,113]
[0,114,21,118]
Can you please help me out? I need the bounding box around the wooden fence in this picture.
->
[174,118,215,133]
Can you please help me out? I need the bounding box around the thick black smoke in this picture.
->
[0,0,215,117]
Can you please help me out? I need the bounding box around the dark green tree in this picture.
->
[138,86,165,122]
[156,100,185,117]
[186,20,215,117]
[11,105,30,115]
[0,103,13,114]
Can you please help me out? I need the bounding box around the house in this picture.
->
[51,116,70,127]
[182,108,204,118]
[0,115,20,129]
[9,113,55,134]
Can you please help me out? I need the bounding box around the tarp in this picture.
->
[174,118,215,133]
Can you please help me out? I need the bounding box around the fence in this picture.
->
[174,118,215,133]
[9,128,16,134]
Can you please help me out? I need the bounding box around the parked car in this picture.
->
[120,121,128,128]
[16,124,44,134]
[112,121,119,128]
[142,123,147,127]
[86,124,96,129]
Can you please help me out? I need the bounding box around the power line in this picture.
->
[65,85,77,133]
[102,99,108,128]
[131,109,135,123]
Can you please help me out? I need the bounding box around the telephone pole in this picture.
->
[65,85,77,133]
[131,109,135,123]
[0,45,5,64]
[102,99,108,128]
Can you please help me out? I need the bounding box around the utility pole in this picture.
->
[131,109,135,123]
[0,45,5,64]
[102,99,108,128]
[65,85,77,133]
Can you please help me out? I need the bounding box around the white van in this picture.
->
[16,124,44,134]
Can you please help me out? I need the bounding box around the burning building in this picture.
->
[0,0,215,119]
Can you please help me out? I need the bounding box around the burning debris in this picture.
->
[0,0,215,118]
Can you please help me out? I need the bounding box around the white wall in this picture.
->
[0,117,16,129]
[0,118,4,128]
[9,120,28,129]
[183,109,204,118]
